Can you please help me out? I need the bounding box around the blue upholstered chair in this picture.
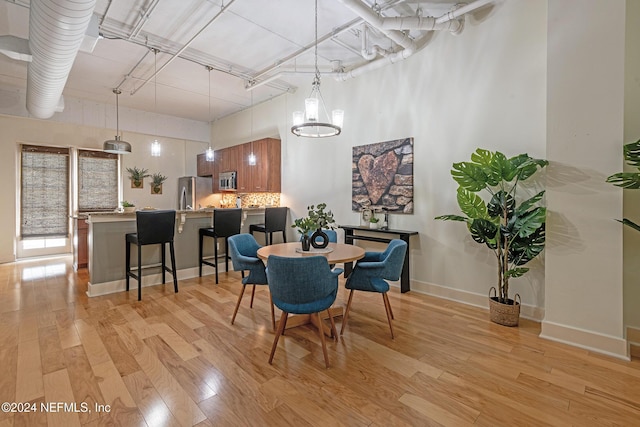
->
[340,239,408,339]
[227,234,275,330]
[266,255,343,368]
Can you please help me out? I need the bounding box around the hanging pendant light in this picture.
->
[205,66,215,161]
[291,0,343,138]
[248,90,256,165]
[151,49,161,157]
[103,89,132,154]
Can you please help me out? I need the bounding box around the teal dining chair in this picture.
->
[340,239,407,339]
[227,233,275,330]
[265,255,343,368]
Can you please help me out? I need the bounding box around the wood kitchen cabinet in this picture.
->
[197,153,213,177]
[244,138,281,192]
[200,138,280,193]
[236,143,253,192]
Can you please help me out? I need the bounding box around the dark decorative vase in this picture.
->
[310,229,329,249]
[301,235,311,251]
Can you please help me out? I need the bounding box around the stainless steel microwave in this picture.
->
[219,171,237,191]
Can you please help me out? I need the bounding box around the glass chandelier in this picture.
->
[291,0,343,138]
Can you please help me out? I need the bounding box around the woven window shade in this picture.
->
[20,145,70,238]
[78,150,118,212]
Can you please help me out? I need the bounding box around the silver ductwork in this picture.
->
[26,0,97,119]
[335,0,493,81]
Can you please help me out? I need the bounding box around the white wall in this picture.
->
[623,0,640,330]
[542,0,626,358]
[212,1,635,358]
[0,114,212,263]
[213,1,548,315]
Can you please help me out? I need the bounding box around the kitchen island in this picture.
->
[85,208,268,297]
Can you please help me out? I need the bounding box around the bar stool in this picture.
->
[199,208,243,283]
[249,206,288,246]
[126,210,178,301]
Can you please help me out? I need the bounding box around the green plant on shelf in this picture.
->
[121,201,135,207]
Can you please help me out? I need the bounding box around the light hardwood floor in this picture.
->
[0,255,639,426]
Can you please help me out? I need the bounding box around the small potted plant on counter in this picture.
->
[121,201,136,213]
[369,216,380,229]
[127,166,150,188]
[151,172,167,194]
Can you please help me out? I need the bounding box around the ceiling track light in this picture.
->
[291,0,344,138]
[103,89,132,154]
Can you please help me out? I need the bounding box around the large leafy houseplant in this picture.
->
[435,149,548,307]
[606,139,640,232]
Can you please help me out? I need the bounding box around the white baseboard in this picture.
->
[402,279,631,359]
[541,321,629,361]
[87,266,203,297]
[405,279,545,321]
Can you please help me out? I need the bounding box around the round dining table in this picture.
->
[256,242,365,336]
[257,242,365,264]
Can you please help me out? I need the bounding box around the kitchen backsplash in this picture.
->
[220,193,280,208]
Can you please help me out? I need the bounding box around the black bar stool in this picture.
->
[199,208,243,283]
[249,206,288,246]
[126,210,178,301]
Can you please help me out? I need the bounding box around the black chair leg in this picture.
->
[161,243,166,284]
[198,232,204,277]
[224,238,229,273]
[282,230,287,243]
[137,245,142,301]
[214,236,219,284]
[169,241,178,293]
[125,241,130,291]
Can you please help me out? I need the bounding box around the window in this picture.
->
[20,144,70,238]
[78,150,118,212]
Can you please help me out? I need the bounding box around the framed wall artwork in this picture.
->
[352,137,414,214]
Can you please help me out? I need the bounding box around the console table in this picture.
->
[340,225,418,293]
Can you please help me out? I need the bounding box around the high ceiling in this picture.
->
[0,0,471,122]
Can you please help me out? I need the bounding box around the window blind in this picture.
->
[21,145,70,238]
[78,150,118,212]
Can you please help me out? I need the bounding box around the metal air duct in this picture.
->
[26,0,97,119]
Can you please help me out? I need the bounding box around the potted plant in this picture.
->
[606,138,640,231]
[291,203,336,250]
[292,216,317,251]
[435,148,548,326]
[151,172,167,194]
[121,201,136,213]
[369,216,380,229]
[127,167,150,188]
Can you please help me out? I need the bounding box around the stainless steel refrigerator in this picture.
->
[177,176,214,210]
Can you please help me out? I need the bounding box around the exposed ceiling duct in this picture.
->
[334,0,493,81]
[26,0,97,119]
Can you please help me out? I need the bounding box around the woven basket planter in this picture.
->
[489,287,521,327]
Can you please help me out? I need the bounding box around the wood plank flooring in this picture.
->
[0,255,638,426]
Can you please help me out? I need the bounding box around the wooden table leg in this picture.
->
[285,307,343,337]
